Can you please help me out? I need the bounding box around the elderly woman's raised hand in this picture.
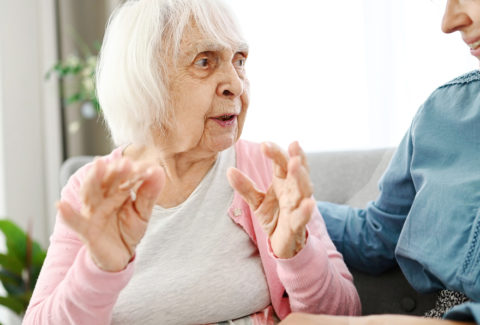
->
[57,158,164,272]
[227,141,314,259]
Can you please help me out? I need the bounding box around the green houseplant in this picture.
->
[46,42,113,156]
[46,52,100,112]
[0,219,46,317]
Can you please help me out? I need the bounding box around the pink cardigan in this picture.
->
[24,140,360,324]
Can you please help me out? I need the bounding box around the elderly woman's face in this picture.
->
[165,23,249,155]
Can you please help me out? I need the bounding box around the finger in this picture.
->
[290,197,314,234]
[103,159,137,196]
[255,186,280,236]
[117,160,159,202]
[101,159,122,189]
[278,157,312,210]
[280,314,351,325]
[99,160,152,214]
[227,167,265,210]
[288,141,309,173]
[117,160,157,200]
[57,201,89,238]
[81,159,107,209]
[134,165,165,219]
[118,198,146,256]
[261,142,289,178]
[288,156,313,199]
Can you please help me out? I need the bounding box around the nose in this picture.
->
[441,0,472,34]
[217,63,244,99]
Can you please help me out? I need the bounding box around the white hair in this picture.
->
[96,0,246,146]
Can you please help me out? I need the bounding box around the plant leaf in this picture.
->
[31,242,46,268]
[92,98,101,112]
[0,296,25,315]
[0,270,24,296]
[0,254,23,276]
[0,220,27,264]
[66,93,83,105]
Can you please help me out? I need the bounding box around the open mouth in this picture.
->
[469,39,480,50]
[214,114,236,122]
[211,114,237,127]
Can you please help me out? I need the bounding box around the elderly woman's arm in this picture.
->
[24,156,164,325]
[228,142,360,316]
[279,314,477,325]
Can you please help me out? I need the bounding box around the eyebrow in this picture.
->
[184,40,249,60]
[236,42,249,54]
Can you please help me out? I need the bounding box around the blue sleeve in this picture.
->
[445,302,480,324]
[317,126,417,274]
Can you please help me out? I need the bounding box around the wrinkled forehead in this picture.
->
[164,21,248,69]
[166,1,248,58]
[180,25,249,57]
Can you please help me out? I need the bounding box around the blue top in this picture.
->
[318,70,480,323]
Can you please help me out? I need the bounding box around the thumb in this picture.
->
[227,167,265,210]
[57,201,89,238]
[134,166,165,219]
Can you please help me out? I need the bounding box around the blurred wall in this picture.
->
[0,0,61,247]
[57,0,124,158]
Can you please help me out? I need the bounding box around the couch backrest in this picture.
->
[306,148,437,316]
[307,148,395,208]
[59,156,94,188]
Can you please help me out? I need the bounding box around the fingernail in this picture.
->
[145,167,154,176]
[118,178,135,190]
[263,142,273,152]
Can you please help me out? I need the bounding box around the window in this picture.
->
[230,0,477,151]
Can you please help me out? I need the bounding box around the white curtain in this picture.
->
[230,0,477,151]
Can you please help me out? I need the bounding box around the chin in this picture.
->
[209,134,239,153]
[213,140,235,152]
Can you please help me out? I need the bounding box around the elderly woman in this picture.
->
[24,0,359,324]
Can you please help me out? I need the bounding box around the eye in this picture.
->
[234,53,247,69]
[235,58,245,67]
[194,57,209,68]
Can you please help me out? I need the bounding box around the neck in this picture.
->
[124,143,219,208]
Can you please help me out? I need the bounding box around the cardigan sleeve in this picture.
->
[273,206,361,316]
[233,139,360,318]
[23,158,134,325]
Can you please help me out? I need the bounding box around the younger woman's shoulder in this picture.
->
[420,69,480,112]
[439,70,480,89]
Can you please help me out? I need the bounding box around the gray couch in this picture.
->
[307,148,437,315]
[59,147,437,315]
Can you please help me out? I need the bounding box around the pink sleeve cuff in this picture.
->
[269,228,328,277]
[69,246,135,304]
